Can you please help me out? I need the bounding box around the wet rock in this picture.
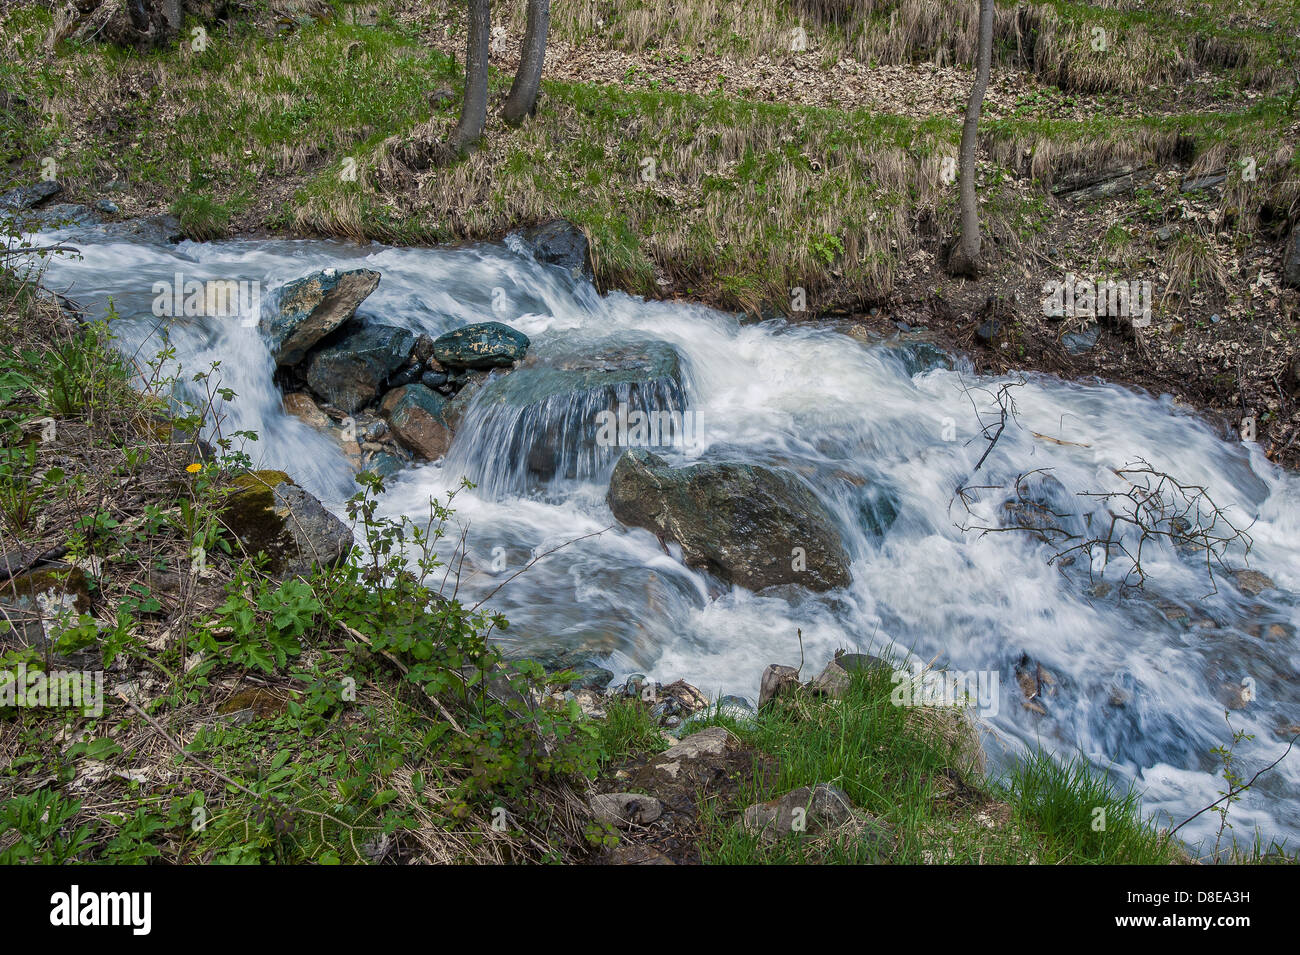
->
[93,198,119,215]
[518,219,594,282]
[0,180,61,210]
[261,267,382,368]
[380,383,454,461]
[305,322,414,413]
[590,793,663,827]
[221,470,353,579]
[24,203,98,229]
[659,679,708,718]
[421,371,448,389]
[608,450,851,593]
[855,481,900,538]
[886,338,953,376]
[1052,164,1148,203]
[283,392,331,430]
[975,319,1001,344]
[1232,569,1274,596]
[363,450,407,479]
[92,214,183,245]
[431,321,530,370]
[465,339,687,492]
[758,664,801,709]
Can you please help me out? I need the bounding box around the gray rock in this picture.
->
[421,371,449,389]
[23,203,99,229]
[660,726,737,760]
[607,450,852,592]
[742,783,855,841]
[432,321,530,370]
[305,322,414,413]
[0,180,61,210]
[589,793,663,827]
[1062,323,1102,355]
[758,664,801,709]
[93,198,119,214]
[261,268,382,368]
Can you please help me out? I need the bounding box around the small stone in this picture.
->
[93,198,119,214]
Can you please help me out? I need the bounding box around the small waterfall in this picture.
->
[445,339,693,499]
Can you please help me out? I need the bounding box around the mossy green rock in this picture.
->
[432,322,530,370]
[222,470,353,578]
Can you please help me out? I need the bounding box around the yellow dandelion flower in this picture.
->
[186,463,202,474]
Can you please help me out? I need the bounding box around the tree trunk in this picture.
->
[502,0,549,125]
[948,0,995,278]
[452,0,491,154]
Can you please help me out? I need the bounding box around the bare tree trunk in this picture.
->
[452,0,491,154]
[948,0,995,278]
[502,0,549,125]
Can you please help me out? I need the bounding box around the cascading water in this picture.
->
[19,219,1300,854]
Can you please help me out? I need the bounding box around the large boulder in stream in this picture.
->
[432,321,530,369]
[607,450,852,592]
[221,471,353,579]
[261,268,381,368]
[304,322,414,414]
[381,384,455,460]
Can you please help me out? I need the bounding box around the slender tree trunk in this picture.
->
[452,0,491,153]
[502,0,549,125]
[948,0,995,277]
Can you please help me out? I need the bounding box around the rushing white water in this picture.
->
[21,221,1300,854]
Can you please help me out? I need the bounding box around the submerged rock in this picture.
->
[261,268,381,368]
[380,383,455,461]
[305,322,413,413]
[452,339,688,494]
[607,450,852,592]
[221,470,353,578]
[432,321,530,370]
